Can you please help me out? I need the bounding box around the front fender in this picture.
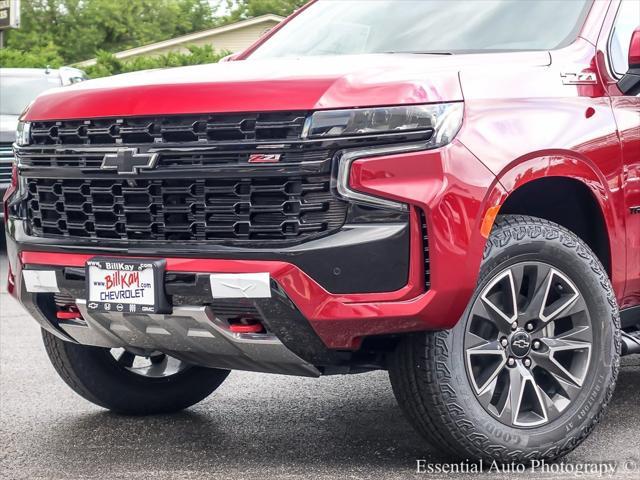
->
[478,152,626,299]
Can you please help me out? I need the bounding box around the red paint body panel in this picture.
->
[7,0,640,351]
[23,55,466,120]
[595,2,640,308]
[349,140,498,308]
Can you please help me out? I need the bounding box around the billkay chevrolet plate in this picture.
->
[86,258,163,313]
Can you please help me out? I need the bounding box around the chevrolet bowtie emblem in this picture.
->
[101,148,158,174]
[513,339,530,349]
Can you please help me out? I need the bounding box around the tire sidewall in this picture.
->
[45,332,230,415]
[443,224,618,454]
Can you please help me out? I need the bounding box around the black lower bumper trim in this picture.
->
[9,219,410,294]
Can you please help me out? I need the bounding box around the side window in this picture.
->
[609,0,640,76]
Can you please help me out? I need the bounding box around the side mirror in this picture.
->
[619,27,640,94]
[628,28,640,68]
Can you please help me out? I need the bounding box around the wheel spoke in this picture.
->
[477,302,514,334]
[117,350,136,368]
[541,336,591,387]
[521,265,553,323]
[508,364,548,426]
[553,325,592,344]
[556,297,588,318]
[111,349,188,378]
[531,352,582,388]
[509,264,527,307]
[545,337,592,353]
[476,375,502,410]
[138,357,170,377]
[465,331,493,349]
[466,339,507,394]
[478,363,507,396]
[540,270,580,323]
[164,356,184,376]
[505,365,524,424]
[467,339,504,355]
[538,385,569,419]
[480,269,518,327]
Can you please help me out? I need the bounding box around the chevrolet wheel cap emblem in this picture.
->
[101,148,158,174]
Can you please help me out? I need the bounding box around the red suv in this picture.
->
[4,0,640,463]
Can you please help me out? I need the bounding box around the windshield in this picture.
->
[0,74,61,116]
[250,0,593,59]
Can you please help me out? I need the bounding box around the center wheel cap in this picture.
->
[509,331,532,358]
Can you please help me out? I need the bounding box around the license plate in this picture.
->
[86,258,166,314]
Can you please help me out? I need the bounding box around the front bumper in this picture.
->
[6,140,500,357]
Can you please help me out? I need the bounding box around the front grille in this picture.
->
[25,175,347,242]
[20,112,351,245]
[30,112,307,146]
[0,143,13,184]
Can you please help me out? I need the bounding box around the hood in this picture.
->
[23,52,549,121]
[0,115,19,143]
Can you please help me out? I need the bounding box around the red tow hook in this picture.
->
[56,310,83,320]
[228,321,265,334]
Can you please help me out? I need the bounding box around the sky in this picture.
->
[209,0,232,16]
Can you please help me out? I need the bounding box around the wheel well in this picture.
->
[499,177,611,275]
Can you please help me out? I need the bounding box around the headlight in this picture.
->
[303,103,463,147]
[16,121,31,147]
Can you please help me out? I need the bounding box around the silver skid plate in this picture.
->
[58,300,320,377]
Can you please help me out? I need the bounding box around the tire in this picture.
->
[42,329,230,415]
[388,215,621,463]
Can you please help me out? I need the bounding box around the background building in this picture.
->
[76,14,283,68]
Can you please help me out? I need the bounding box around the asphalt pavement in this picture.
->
[1,241,639,480]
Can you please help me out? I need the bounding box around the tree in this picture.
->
[83,45,230,78]
[3,0,217,65]
[0,43,64,69]
[0,0,309,73]
[223,0,307,22]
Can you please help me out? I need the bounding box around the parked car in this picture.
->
[0,67,86,214]
[4,0,639,464]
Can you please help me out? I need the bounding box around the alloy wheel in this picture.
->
[464,262,593,428]
[110,348,189,378]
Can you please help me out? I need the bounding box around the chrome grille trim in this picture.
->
[16,145,332,171]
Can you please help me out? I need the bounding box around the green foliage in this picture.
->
[224,0,307,21]
[4,0,217,65]
[0,43,64,68]
[83,45,230,78]
[0,0,307,74]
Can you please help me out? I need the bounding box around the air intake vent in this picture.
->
[420,209,431,290]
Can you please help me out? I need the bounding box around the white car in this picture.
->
[0,67,86,210]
